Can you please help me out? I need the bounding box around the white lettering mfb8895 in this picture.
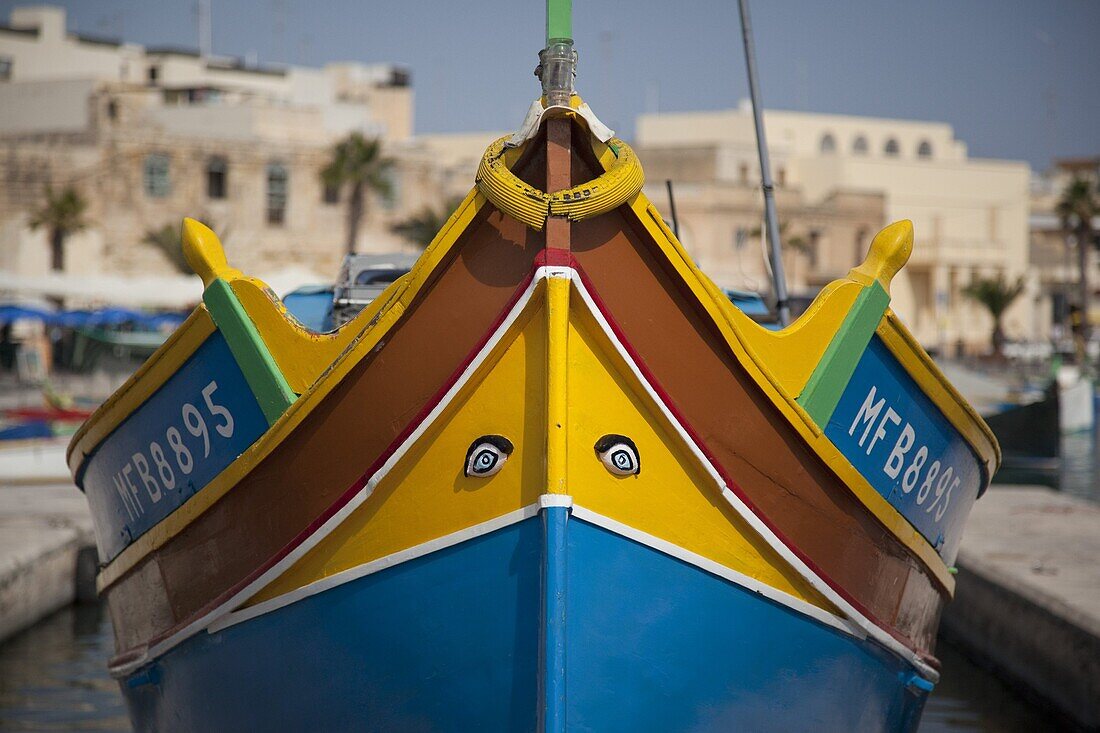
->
[111,380,235,522]
[848,386,959,524]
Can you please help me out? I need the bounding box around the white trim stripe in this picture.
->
[568,505,857,637]
[539,494,574,508]
[209,503,543,634]
[210,497,858,645]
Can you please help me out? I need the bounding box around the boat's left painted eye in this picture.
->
[464,435,514,477]
[594,434,640,476]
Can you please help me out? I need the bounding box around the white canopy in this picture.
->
[0,266,329,309]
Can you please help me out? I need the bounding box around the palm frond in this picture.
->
[962,273,1026,319]
[391,196,465,249]
[29,185,89,234]
[142,223,191,274]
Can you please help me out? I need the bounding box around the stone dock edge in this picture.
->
[0,481,97,643]
[941,486,1100,732]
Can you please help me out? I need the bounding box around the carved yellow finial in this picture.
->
[181,217,241,287]
[848,219,913,292]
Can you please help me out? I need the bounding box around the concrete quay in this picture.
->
[0,481,95,643]
[942,485,1100,731]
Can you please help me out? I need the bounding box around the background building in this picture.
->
[0,6,1060,355]
[637,102,1033,351]
[1029,157,1100,341]
[0,5,419,303]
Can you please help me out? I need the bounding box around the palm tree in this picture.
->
[391,196,465,249]
[320,133,393,255]
[749,220,813,286]
[29,185,88,272]
[142,223,190,274]
[1057,177,1099,349]
[962,273,1026,357]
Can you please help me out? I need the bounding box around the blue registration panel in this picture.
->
[824,337,983,564]
[81,331,268,562]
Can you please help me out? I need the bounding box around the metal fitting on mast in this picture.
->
[536,42,577,107]
[536,0,576,107]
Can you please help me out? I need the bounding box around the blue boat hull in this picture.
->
[120,509,929,731]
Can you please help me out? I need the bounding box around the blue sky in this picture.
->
[7,0,1098,169]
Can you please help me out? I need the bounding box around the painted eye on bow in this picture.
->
[594,434,640,476]
[464,435,514,477]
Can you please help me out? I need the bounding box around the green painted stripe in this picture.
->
[797,281,890,427]
[203,278,296,425]
[547,0,572,43]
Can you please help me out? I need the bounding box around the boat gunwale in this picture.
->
[876,310,1002,488]
[65,185,492,484]
[618,195,981,589]
[85,120,990,609]
[638,200,1000,486]
[88,188,493,590]
[104,263,943,682]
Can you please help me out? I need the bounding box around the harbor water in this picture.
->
[996,429,1100,502]
[0,601,1069,731]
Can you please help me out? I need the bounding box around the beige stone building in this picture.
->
[637,145,885,302]
[637,102,1033,350]
[1029,157,1100,341]
[0,5,427,302]
[0,5,1041,354]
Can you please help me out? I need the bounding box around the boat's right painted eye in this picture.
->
[464,435,514,477]
[594,434,640,476]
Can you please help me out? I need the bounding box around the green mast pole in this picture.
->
[540,0,576,106]
[547,0,572,44]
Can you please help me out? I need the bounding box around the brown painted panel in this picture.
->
[106,200,545,652]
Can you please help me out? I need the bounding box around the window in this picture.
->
[819,133,836,154]
[267,162,288,225]
[917,140,933,159]
[884,138,900,157]
[776,167,786,187]
[206,157,228,200]
[106,99,118,121]
[147,65,159,85]
[852,136,868,155]
[322,182,339,205]
[0,56,12,81]
[143,153,170,197]
[739,162,749,183]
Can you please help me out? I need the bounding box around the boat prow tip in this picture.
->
[849,219,913,293]
[181,217,241,286]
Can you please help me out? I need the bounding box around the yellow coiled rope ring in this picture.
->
[475,134,645,231]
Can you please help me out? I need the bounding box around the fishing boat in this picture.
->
[69,6,999,731]
[982,383,1061,471]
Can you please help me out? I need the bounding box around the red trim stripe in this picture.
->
[112,259,939,670]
